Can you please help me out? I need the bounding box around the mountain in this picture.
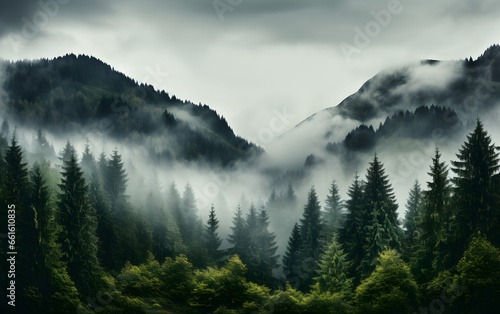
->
[278,45,500,169]
[0,54,261,166]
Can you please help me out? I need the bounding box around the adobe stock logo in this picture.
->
[340,0,410,63]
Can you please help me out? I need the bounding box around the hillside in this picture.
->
[0,54,261,166]
[284,45,500,151]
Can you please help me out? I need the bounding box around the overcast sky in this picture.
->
[0,0,499,143]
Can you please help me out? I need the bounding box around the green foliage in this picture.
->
[354,249,419,314]
[451,119,500,252]
[3,112,500,313]
[263,285,306,314]
[312,235,352,295]
[283,223,301,284]
[413,148,453,283]
[340,174,365,282]
[261,285,350,314]
[191,255,271,311]
[228,205,248,258]
[358,155,402,281]
[58,151,102,296]
[403,180,421,261]
[1,54,260,166]
[295,187,323,291]
[302,291,350,314]
[322,179,345,237]
[206,204,224,263]
[454,234,500,312]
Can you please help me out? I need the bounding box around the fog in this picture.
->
[2,46,500,278]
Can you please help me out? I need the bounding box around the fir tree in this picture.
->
[58,152,101,296]
[283,223,302,285]
[297,187,323,291]
[206,204,223,263]
[147,173,170,262]
[323,179,344,237]
[105,149,128,211]
[178,183,201,244]
[451,119,500,250]
[254,207,279,286]
[313,235,352,295]
[59,140,76,164]
[1,119,10,138]
[29,163,80,312]
[300,187,323,259]
[358,154,401,280]
[33,128,56,160]
[97,151,108,182]
[88,171,117,270]
[285,182,298,204]
[80,139,96,182]
[30,163,51,271]
[228,205,248,258]
[164,182,187,256]
[166,182,182,224]
[403,180,422,261]
[3,136,37,309]
[340,174,365,281]
[415,148,453,282]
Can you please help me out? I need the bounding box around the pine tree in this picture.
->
[254,207,279,286]
[323,179,344,237]
[244,203,260,274]
[59,140,76,164]
[166,182,182,224]
[178,183,201,245]
[297,186,323,291]
[358,154,401,280]
[88,170,117,270]
[414,148,453,282]
[33,128,56,160]
[358,205,385,283]
[3,136,37,309]
[403,180,422,261]
[164,182,187,256]
[1,119,10,138]
[105,149,128,212]
[28,163,80,312]
[147,174,170,262]
[30,163,51,271]
[300,187,323,259]
[228,205,248,258]
[313,235,352,295]
[245,202,260,276]
[268,189,278,206]
[340,174,365,281]
[80,139,96,182]
[285,182,298,205]
[283,223,302,285]
[58,152,101,296]
[206,204,223,263]
[451,119,500,250]
[97,151,108,182]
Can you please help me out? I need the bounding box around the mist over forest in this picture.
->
[1,44,500,313]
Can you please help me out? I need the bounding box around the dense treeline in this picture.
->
[327,105,463,154]
[0,54,260,166]
[1,119,500,313]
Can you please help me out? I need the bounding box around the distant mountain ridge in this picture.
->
[0,54,261,166]
[281,45,500,166]
[318,44,500,125]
